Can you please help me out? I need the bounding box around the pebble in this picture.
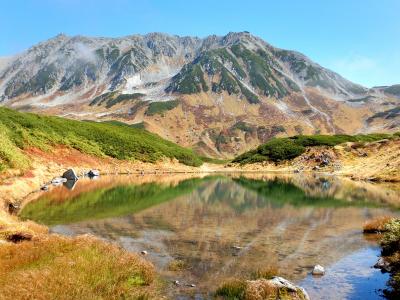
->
[141,250,148,255]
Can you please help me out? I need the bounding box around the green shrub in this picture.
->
[233,133,395,164]
[381,219,400,256]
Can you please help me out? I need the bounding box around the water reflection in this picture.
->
[20,174,400,299]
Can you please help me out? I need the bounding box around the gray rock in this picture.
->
[269,276,298,292]
[62,169,78,181]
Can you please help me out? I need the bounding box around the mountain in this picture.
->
[0,32,398,157]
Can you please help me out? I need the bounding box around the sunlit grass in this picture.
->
[0,235,158,300]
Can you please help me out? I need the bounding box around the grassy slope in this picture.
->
[233,133,398,164]
[0,107,202,171]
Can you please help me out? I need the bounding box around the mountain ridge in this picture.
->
[0,31,398,157]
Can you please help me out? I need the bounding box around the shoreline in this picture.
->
[0,148,399,299]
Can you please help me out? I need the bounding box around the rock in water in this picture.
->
[88,169,100,177]
[312,264,325,275]
[62,169,78,181]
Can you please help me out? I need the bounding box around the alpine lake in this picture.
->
[19,172,400,299]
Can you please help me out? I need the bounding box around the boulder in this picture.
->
[88,169,100,177]
[312,264,325,275]
[62,169,79,181]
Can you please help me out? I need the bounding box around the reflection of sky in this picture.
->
[299,247,389,300]
[39,175,398,298]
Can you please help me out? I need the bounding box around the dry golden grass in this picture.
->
[0,234,158,300]
[244,279,278,300]
[363,216,394,233]
[0,210,48,242]
[167,259,186,271]
[251,265,279,280]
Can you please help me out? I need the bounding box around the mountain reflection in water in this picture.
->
[20,173,400,299]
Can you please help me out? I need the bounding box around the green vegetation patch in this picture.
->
[231,44,288,98]
[166,64,208,94]
[378,219,400,298]
[145,100,179,116]
[233,133,395,164]
[0,107,202,171]
[89,92,144,108]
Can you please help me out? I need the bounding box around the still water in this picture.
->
[20,173,400,299]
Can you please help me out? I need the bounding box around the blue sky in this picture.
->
[1,0,399,87]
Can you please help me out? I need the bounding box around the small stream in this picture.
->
[20,173,400,299]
